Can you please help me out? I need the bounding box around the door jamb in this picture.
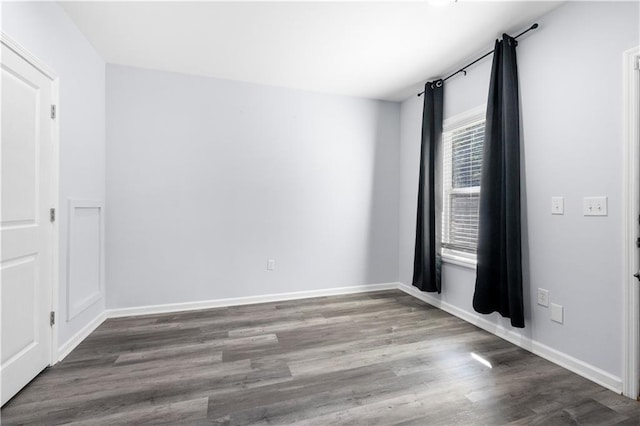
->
[623,45,640,399]
[1,32,61,365]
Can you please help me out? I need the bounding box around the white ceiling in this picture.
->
[60,1,563,101]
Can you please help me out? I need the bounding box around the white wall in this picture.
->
[399,1,639,381]
[106,65,399,309]
[1,3,106,348]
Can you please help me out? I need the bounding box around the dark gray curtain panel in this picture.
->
[473,34,525,328]
[412,80,443,293]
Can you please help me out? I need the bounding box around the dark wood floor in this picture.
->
[2,290,640,425]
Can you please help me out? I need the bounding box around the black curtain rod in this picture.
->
[417,23,538,97]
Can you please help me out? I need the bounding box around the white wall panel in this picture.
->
[67,200,103,320]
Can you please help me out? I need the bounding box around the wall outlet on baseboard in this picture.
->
[537,288,549,307]
[267,259,275,271]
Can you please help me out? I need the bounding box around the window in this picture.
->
[442,108,485,261]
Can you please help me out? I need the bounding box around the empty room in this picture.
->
[2,0,640,424]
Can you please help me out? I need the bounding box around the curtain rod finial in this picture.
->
[531,23,539,29]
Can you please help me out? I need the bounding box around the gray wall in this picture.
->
[399,1,639,379]
[1,2,106,347]
[106,65,400,308]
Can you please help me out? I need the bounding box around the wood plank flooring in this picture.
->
[2,290,640,425]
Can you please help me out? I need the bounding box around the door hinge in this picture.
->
[50,104,56,119]
[635,56,640,71]
[50,208,55,222]
[50,311,55,326]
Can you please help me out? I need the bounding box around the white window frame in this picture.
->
[441,105,486,269]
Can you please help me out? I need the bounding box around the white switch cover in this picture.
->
[267,259,275,271]
[583,196,608,216]
[551,197,564,215]
[551,303,564,323]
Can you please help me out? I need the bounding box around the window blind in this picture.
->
[442,120,484,255]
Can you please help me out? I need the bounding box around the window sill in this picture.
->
[442,253,477,270]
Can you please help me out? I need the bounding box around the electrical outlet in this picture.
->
[267,259,275,271]
[551,303,564,323]
[537,288,549,307]
[551,197,564,215]
[583,196,608,216]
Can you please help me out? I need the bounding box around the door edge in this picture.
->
[623,45,640,399]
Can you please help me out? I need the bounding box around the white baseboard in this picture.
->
[397,283,623,394]
[106,282,400,319]
[57,310,107,362]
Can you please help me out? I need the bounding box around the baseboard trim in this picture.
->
[106,282,400,319]
[57,311,107,362]
[397,283,623,394]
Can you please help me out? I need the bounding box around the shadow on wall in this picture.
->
[366,102,400,285]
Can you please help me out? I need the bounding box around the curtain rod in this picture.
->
[417,23,539,97]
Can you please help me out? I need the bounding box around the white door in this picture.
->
[1,42,55,405]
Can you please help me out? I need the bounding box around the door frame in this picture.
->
[1,32,60,366]
[623,45,640,399]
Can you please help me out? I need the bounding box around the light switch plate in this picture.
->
[551,197,564,215]
[551,303,564,323]
[267,259,275,271]
[537,288,549,307]
[583,196,608,216]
